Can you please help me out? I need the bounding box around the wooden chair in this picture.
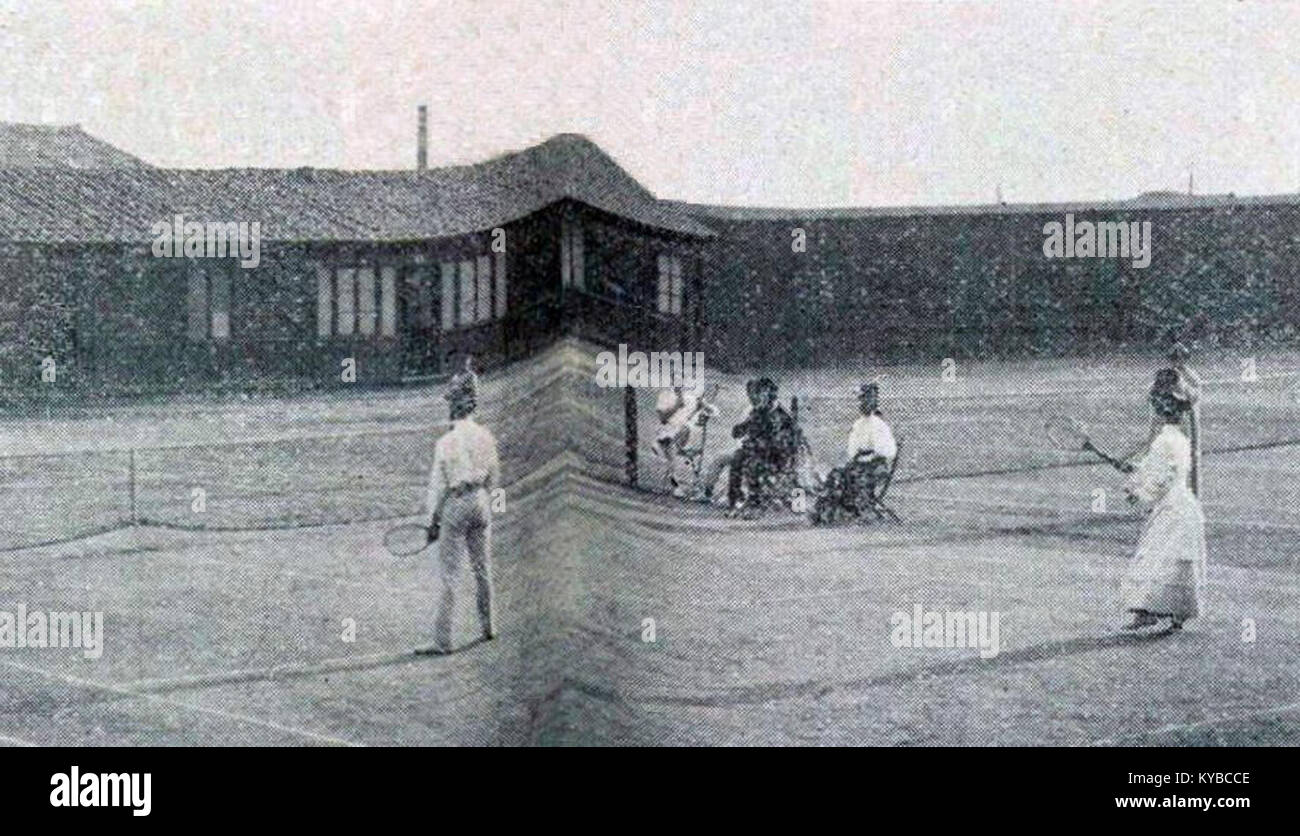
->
[865,438,902,523]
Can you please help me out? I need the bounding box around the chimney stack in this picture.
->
[417,105,428,172]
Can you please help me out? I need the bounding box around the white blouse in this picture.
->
[1126,424,1192,505]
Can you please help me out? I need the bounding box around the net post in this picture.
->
[624,385,638,487]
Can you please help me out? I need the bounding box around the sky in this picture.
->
[0,0,1297,207]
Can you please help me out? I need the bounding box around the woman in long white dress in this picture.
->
[1121,371,1208,631]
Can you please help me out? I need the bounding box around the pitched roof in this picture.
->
[670,190,1300,222]
[0,122,150,169]
[0,133,713,243]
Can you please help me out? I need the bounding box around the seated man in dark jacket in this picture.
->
[727,377,798,516]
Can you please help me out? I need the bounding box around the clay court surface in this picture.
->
[2,343,1298,745]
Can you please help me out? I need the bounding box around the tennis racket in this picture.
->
[1041,412,1134,474]
[383,522,438,556]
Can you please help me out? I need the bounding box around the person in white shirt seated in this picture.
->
[841,381,897,512]
[846,381,897,468]
[653,384,719,497]
[810,381,899,525]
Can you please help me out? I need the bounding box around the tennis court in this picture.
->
[2,341,1297,745]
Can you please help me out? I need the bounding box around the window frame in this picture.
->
[316,259,401,340]
[560,218,585,290]
[494,250,508,319]
[185,262,233,342]
[315,249,507,340]
[458,259,476,327]
[475,254,492,323]
[657,253,685,317]
[335,268,356,336]
[434,251,507,332]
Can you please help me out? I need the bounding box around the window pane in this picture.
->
[187,267,208,340]
[476,255,492,322]
[458,260,475,325]
[672,259,684,315]
[560,220,571,287]
[657,255,670,313]
[336,268,355,336]
[357,266,376,336]
[316,264,332,337]
[210,267,231,340]
[440,262,456,331]
[494,251,507,319]
[571,223,585,290]
[380,265,397,337]
[407,268,434,328]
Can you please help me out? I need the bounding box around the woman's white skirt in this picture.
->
[1121,486,1208,620]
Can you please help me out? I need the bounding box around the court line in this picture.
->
[0,476,125,492]
[0,364,558,460]
[116,648,432,695]
[900,490,1133,519]
[570,478,1300,597]
[1089,698,1300,746]
[906,484,1300,520]
[789,370,1300,404]
[901,490,1300,532]
[561,471,1300,573]
[0,658,362,747]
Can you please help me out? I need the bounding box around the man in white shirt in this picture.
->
[841,381,897,517]
[417,363,501,654]
[846,382,897,464]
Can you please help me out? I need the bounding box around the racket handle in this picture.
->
[1083,441,1133,474]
